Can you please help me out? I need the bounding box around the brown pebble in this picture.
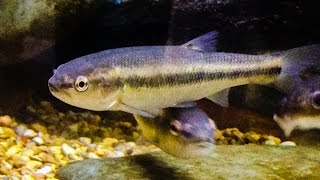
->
[31,124,47,134]
[40,101,55,113]
[0,115,13,127]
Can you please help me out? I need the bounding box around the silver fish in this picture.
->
[134,106,215,158]
[48,31,318,117]
[274,74,320,137]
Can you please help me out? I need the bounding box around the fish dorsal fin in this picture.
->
[206,88,230,107]
[182,31,218,52]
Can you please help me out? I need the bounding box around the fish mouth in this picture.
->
[48,82,58,92]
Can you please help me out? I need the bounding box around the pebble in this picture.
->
[35,165,53,175]
[31,123,47,134]
[280,141,297,147]
[32,137,44,145]
[25,160,43,170]
[61,143,77,156]
[264,139,277,146]
[0,115,13,127]
[0,127,16,138]
[21,175,34,180]
[79,137,92,146]
[15,125,28,137]
[5,145,21,157]
[23,129,38,138]
[87,152,100,159]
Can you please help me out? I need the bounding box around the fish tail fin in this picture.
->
[274,44,320,92]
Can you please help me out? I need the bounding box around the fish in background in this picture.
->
[228,68,320,138]
[274,69,320,137]
[134,106,215,158]
[48,31,320,118]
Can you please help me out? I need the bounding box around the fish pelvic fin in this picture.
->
[118,102,160,118]
[206,88,230,107]
[182,31,218,52]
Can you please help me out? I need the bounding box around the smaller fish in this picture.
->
[134,106,215,158]
[274,74,320,137]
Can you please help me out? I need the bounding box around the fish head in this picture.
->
[157,107,215,158]
[48,58,120,111]
[274,76,320,137]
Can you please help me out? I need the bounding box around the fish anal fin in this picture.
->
[182,31,218,53]
[206,88,230,107]
[172,101,197,108]
[118,102,160,118]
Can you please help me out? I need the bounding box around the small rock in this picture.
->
[32,137,44,145]
[5,145,21,157]
[21,175,34,180]
[23,129,38,138]
[280,141,296,147]
[38,153,56,163]
[87,152,100,159]
[1,160,13,169]
[15,125,28,137]
[264,139,277,146]
[0,115,13,127]
[40,101,55,113]
[61,143,77,155]
[245,132,261,143]
[35,165,52,175]
[48,146,61,154]
[79,137,92,146]
[25,160,42,170]
[0,127,16,138]
[102,137,118,146]
[31,123,47,134]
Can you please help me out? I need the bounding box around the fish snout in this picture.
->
[48,77,59,92]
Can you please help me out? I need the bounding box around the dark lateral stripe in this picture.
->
[118,67,282,88]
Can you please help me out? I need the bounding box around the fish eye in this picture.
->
[75,76,89,92]
[311,91,320,109]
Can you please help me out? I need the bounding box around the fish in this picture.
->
[273,73,320,137]
[48,31,320,117]
[134,106,215,158]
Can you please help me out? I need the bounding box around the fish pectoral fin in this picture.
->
[118,102,159,118]
[206,88,230,107]
[172,101,198,108]
[181,31,218,52]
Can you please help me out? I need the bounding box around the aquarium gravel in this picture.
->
[0,101,294,179]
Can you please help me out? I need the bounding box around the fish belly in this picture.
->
[120,78,250,111]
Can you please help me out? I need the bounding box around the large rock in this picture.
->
[57,145,320,180]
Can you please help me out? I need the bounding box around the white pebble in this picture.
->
[15,125,28,137]
[32,137,44,145]
[35,165,53,175]
[79,137,92,146]
[23,129,37,138]
[87,152,100,159]
[113,151,125,158]
[280,141,296,147]
[61,143,77,155]
[264,140,277,146]
[2,160,13,169]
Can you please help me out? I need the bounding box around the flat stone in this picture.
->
[57,145,320,180]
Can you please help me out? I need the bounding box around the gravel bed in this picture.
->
[0,101,294,179]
